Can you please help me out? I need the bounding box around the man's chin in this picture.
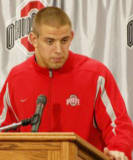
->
[49,63,64,70]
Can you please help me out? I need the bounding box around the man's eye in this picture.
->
[61,38,69,44]
[46,39,54,45]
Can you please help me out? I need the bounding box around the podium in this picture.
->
[0,132,109,160]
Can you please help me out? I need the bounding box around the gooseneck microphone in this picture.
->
[0,113,39,132]
[0,95,47,132]
[31,95,47,132]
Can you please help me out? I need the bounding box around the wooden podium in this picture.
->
[0,132,109,160]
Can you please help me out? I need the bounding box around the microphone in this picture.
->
[0,114,38,132]
[31,95,47,132]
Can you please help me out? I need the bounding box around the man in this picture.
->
[0,6,133,160]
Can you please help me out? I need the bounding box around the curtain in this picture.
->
[0,0,133,120]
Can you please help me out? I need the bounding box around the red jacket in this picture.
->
[0,51,133,159]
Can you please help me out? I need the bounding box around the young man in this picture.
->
[0,7,133,160]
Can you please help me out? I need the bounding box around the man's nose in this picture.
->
[55,41,62,53]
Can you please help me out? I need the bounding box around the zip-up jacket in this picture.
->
[0,51,133,159]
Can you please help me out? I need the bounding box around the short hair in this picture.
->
[32,6,72,35]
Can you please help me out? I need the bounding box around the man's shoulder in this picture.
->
[71,51,109,75]
[9,55,34,78]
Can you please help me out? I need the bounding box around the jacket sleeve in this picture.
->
[0,72,19,132]
[95,69,133,159]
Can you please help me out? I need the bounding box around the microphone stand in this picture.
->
[0,114,39,132]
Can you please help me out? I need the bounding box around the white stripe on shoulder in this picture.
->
[96,76,117,135]
[0,83,9,126]
[0,83,19,127]
[6,84,19,122]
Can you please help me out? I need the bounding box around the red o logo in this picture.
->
[20,1,45,52]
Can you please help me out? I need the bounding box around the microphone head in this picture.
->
[37,95,47,105]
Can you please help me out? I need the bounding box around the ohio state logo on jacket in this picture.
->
[66,94,80,107]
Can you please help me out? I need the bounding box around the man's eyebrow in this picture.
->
[43,36,70,41]
[44,37,55,40]
[61,36,70,39]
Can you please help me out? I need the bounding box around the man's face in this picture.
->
[30,24,73,69]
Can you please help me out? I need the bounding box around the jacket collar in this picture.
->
[32,51,74,76]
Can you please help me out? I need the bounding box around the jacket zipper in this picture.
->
[48,69,53,131]
[49,69,53,78]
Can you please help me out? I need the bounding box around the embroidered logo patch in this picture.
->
[66,94,80,107]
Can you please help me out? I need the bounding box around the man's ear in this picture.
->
[29,32,38,48]
[71,31,74,40]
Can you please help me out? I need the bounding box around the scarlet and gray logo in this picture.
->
[127,16,133,48]
[6,0,47,55]
[66,94,80,107]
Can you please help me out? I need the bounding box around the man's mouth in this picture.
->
[52,57,63,63]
